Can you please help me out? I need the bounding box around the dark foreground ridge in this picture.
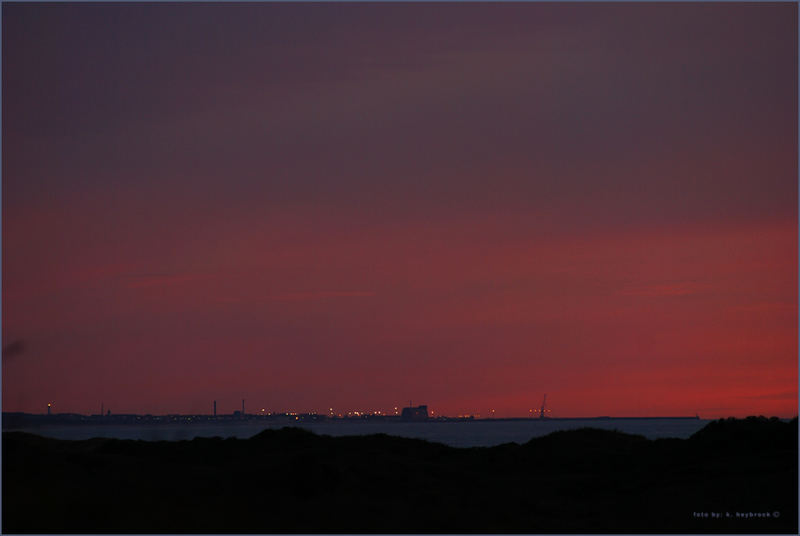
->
[3,416,797,533]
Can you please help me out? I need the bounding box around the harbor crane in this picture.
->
[538,394,550,419]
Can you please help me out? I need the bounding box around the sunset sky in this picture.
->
[2,3,797,418]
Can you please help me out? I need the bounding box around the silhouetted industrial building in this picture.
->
[401,405,428,421]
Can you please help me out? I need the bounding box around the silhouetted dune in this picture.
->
[3,418,796,533]
[689,416,798,452]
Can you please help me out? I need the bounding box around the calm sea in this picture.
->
[5,418,710,447]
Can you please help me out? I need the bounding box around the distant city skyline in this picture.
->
[2,3,797,419]
[7,402,699,421]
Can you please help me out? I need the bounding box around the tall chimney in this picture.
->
[213,400,217,417]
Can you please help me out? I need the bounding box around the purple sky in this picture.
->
[2,3,797,418]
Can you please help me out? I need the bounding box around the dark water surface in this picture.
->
[7,418,710,446]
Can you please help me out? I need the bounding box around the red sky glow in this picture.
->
[2,3,797,418]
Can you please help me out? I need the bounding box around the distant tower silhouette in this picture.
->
[213,400,217,417]
[539,394,548,419]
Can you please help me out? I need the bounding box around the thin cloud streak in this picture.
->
[622,282,710,298]
[271,291,376,302]
[121,273,211,289]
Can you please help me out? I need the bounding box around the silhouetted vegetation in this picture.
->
[3,417,796,533]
